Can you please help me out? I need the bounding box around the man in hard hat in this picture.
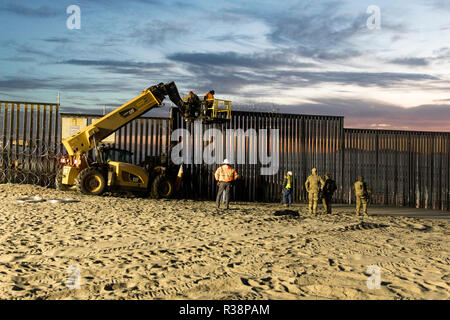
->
[203,90,215,118]
[282,171,293,208]
[305,168,325,215]
[321,173,337,214]
[214,159,239,209]
[184,90,202,120]
[353,176,371,216]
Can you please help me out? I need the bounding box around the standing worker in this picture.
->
[353,176,371,216]
[214,159,239,210]
[282,171,293,208]
[321,173,337,214]
[305,168,325,215]
[204,90,215,118]
[184,91,202,120]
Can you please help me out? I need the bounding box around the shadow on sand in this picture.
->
[274,209,300,217]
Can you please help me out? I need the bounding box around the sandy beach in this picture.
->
[0,183,448,300]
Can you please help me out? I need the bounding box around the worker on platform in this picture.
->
[183,91,194,119]
[305,168,324,215]
[321,173,337,214]
[204,90,215,118]
[185,90,201,120]
[214,159,239,210]
[282,171,293,208]
[353,176,371,216]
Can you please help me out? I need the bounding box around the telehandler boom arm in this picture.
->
[62,81,189,156]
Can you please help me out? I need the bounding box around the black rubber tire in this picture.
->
[76,167,106,196]
[150,174,173,199]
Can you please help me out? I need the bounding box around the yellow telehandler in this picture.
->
[56,81,230,197]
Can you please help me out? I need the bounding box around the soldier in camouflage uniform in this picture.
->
[353,176,371,216]
[304,168,325,215]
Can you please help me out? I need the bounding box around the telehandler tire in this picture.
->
[150,174,173,199]
[76,167,106,196]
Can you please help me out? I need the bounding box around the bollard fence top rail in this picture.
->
[345,127,450,135]
[225,109,344,120]
[0,100,59,106]
[60,112,170,120]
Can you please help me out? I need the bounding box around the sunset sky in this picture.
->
[1,0,450,131]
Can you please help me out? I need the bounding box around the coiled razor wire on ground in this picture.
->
[0,136,61,188]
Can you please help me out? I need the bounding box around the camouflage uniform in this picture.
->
[354,177,371,216]
[305,169,324,215]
